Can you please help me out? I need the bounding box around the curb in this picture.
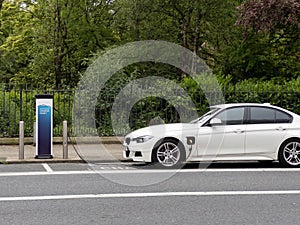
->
[1,159,132,165]
[3,159,85,164]
[0,137,124,145]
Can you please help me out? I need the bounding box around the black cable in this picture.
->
[53,107,86,162]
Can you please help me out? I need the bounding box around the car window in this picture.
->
[213,107,245,125]
[249,107,292,124]
[275,110,292,123]
[190,108,219,123]
[250,107,275,124]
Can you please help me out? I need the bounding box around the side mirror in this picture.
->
[210,118,222,126]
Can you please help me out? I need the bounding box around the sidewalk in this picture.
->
[0,137,125,164]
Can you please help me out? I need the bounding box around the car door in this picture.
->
[245,106,291,155]
[197,107,247,158]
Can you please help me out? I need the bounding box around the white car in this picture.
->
[123,103,300,168]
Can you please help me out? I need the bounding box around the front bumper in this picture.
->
[123,139,156,162]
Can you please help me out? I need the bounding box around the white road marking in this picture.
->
[89,162,141,166]
[90,165,132,170]
[42,163,53,173]
[0,190,300,202]
[0,168,300,177]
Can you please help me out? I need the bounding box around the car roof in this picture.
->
[209,103,300,120]
[211,103,272,109]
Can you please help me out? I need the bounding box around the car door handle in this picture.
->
[234,129,244,134]
[276,127,286,131]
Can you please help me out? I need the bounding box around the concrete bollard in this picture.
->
[19,121,24,159]
[63,121,68,159]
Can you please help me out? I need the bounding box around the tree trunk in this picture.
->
[193,11,201,55]
[54,0,63,89]
[182,14,190,49]
[181,6,193,78]
[0,0,4,11]
[135,19,140,41]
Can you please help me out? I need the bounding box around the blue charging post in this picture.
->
[35,94,53,159]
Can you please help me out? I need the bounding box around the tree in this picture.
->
[0,0,36,83]
[230,0,300,81]
[0,0,117,88]
[236,0,300,36]
[0,0,4,11]
[112,0,241,80]
[28,0,116,88]
[0,0,115,89]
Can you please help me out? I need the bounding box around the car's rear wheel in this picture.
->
[279,139,300,167]
[153,139,184,168]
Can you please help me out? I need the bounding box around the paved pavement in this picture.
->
[0,143,125,164]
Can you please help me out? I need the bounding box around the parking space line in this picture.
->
[1,167,300,177]
[0,190,300,202]
[42,163,53,173]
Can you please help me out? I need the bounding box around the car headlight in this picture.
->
[134,135,154,143]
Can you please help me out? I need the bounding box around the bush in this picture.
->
[2,77,300,137]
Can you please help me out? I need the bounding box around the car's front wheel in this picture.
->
[153,139,185,168]
[279,139,300,167]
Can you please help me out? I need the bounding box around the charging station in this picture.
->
[35,94,53,159]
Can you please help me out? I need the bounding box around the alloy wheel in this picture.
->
[282,141,300,166]
[156,142,181,167]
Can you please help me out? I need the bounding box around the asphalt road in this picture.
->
[0,162,299,225]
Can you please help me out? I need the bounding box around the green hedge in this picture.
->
[181,76,300,114]
[2,77,300,137]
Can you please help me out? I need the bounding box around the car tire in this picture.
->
[278,139,300,167]
[152,139,185,168]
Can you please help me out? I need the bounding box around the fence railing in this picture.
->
[1,83,300,137]
[0,83,73,137]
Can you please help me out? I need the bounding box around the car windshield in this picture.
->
[190,108,219,124]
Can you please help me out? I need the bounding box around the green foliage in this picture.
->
[0,85,73,137]
[184,76,300,115]
[228,0,300,82]
[0,0,300,138]
[0,0,36,83]
[0,0,116,88]
[3,77,300,137]
[224,78,300,114]
[1,0,299,86]
[236,0,300,35]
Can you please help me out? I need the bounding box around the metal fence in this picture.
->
[1,83,300,137]
[0,83,73,137]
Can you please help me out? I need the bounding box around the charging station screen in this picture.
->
[37,105,52,155]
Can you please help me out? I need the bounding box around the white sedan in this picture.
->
[123,103,300,168]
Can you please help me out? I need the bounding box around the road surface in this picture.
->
[0,162,299,225]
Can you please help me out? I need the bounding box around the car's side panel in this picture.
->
[245,123,289,154]
[197,125,246,157]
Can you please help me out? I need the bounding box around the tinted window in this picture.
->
[214,107,244,125]
[249,107,292,124]
[250,107,275,123]
[275,110,292,123]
